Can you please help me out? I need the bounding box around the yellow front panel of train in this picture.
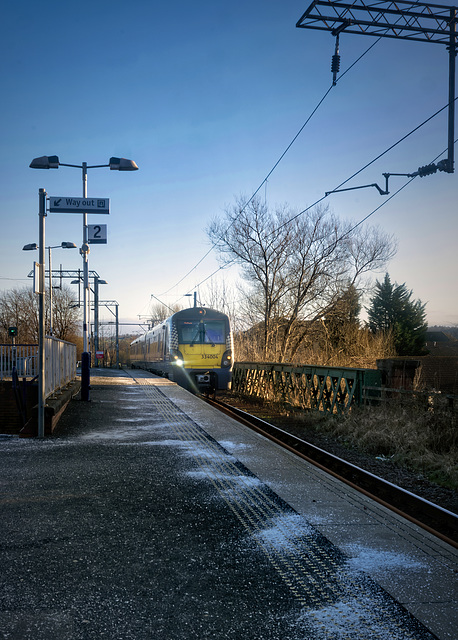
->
[181,343,224,369]
[176,317,227,369]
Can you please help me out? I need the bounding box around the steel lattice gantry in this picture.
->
[296,1,457,173]
[27,268,101,281]
[296,0,457,45]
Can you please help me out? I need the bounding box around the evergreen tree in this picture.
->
[367,274,428,355]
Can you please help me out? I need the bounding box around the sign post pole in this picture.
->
[38,188,46,438]
[81,162,91,401]
[30,153,138,404]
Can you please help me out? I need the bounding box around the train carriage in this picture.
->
[130,307,233,393]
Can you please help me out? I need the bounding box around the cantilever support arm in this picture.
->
[325,180,388,197]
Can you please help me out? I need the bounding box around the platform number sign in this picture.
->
[88,224,107,244]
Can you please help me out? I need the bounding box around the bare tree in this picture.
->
[199,279,230,314]
[0,288,39,343]
[0,285,80,343]
[51,286,81,341]
[208,196,396,362]
[198,278,245,339]
[208,197,293,359]
[149,302,182,326]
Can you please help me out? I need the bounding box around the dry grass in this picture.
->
[234,324,396,369]
[230,392,458,489]
[309,397,458,489]
[223,388,458,496]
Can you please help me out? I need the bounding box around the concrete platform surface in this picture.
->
[0,368,456,640]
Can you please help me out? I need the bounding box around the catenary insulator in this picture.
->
[417,163,437,177]
[331,54,341,74]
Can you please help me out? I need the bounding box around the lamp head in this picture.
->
[109,157,138,171]
[23,243,38,251]
[29,155,60,169]
[61,242,77,249]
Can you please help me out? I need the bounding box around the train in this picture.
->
[130,307,233,393]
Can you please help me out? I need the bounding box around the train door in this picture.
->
[162,325,168,361]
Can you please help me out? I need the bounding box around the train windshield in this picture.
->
[177,320,225,345]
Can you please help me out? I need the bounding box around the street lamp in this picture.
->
[30,154,138,400]
[30,156,139,171]
[23,242,77,335]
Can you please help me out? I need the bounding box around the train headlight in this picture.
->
[171,350,184,367]
[221,350,232,368]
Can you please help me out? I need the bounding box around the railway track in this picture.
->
[203,396,458,549]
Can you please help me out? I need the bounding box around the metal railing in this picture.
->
[0,338,76,398]
[0,344,38,379]
[44,337,77,397]
[232,362,382,414]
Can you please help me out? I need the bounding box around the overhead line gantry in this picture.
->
[296,1,457,192]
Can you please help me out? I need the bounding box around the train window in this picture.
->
[177,321,225,344]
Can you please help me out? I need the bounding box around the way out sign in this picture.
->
[88,224,107,244]
[49,196,110,214]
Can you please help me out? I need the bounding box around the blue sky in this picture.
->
[1,0,457,336]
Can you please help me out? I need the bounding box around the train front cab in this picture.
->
[169,308,232,394]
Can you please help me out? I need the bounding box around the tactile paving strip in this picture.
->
[134,376,438,640]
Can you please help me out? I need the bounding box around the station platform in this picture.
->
[1,368,456,640]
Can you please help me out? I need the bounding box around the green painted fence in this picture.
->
[232,362,382,414]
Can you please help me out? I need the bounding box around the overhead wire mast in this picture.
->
[297,0,457,194]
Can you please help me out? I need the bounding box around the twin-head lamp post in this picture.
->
[30,155,138,405]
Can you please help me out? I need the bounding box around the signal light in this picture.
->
[8,326,18,338]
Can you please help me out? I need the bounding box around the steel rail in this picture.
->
[203,397,458,549]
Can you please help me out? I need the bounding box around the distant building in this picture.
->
[425,331,458,356]
[376,331,458,393]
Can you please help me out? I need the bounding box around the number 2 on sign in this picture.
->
[88,224,107,244]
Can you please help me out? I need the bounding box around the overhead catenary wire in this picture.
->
[159,36,388,302]
[162,112,455,313]
[0,277,31,281]
[150,293,176,314]
[273,98,457,234]
[158,42,384,301]
[186,133,457,301]
[335,137,458,240]
[157,85,335,299]
[152,27,452,311]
